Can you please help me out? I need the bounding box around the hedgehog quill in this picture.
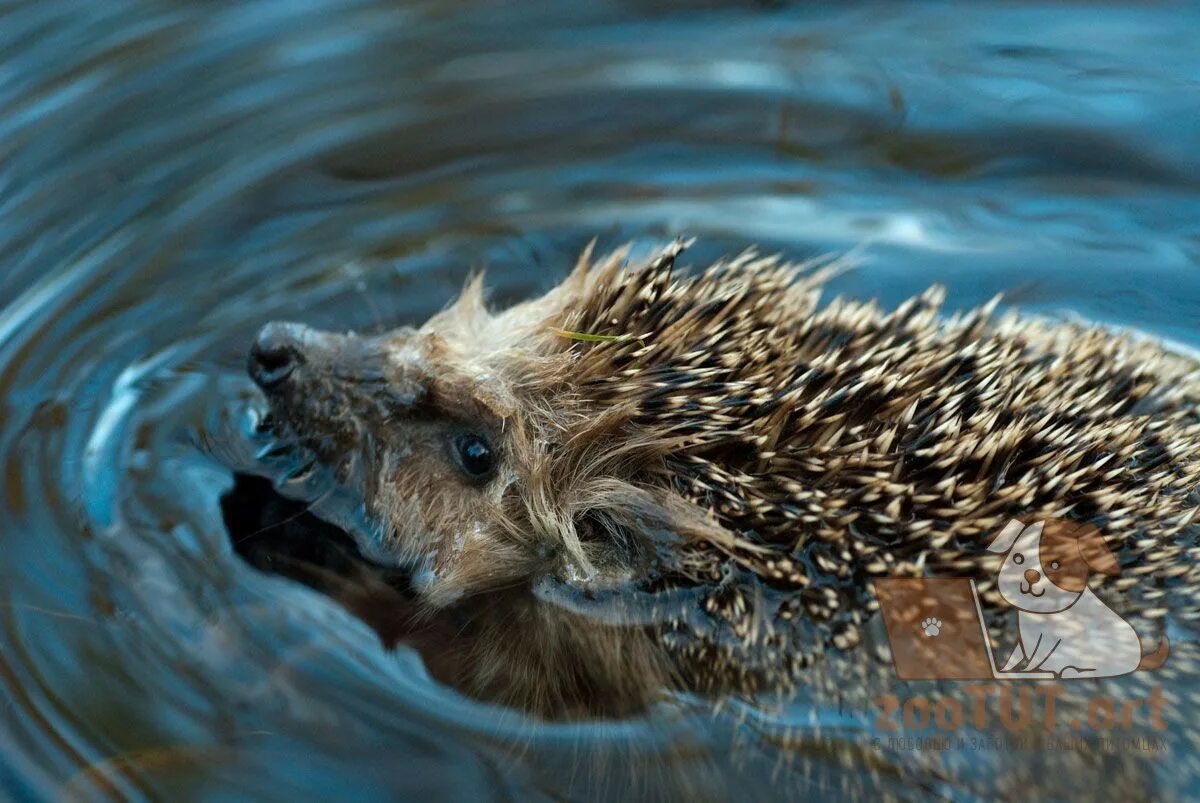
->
[246,240,1200,721]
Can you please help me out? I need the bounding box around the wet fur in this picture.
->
[253,240,1200,719]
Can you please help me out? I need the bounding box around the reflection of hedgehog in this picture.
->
[247,240,1200,720]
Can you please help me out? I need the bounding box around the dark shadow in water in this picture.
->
[219,474,466,682]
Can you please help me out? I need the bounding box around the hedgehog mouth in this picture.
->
[234,394,409,572]
[1019,582,1045,597]
[256,405,359,477]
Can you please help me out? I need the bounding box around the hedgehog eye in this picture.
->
[1050,560,1060,570]
[1013,553,1025,565]
[453,434,494,479]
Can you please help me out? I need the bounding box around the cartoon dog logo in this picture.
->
[987,517,1169,679]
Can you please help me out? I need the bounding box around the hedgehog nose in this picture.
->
[1024,569,1040,585]
[249,322,306,388]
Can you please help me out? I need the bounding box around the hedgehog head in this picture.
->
[248,242,769,608]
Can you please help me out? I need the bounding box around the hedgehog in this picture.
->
[245,239,1200,723]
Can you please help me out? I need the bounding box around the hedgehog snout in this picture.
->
[249,322,310,388]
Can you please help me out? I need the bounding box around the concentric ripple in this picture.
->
[2,1,1199,798]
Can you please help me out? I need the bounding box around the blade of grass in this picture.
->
[549,327,623,343]
[549,327,649,349]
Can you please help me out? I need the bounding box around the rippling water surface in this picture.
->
[2,1,1199,799]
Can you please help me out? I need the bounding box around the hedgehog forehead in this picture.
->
[418,297,524,356]
[400,313,548,424]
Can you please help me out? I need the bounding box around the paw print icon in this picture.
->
[921,617,942,637]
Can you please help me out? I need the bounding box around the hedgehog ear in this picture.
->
[987,518,1026,554]
[1075,523,1121,576]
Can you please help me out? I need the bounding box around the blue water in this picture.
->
[1,1,1198,799]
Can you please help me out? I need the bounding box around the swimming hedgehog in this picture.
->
[246,240,1200,720]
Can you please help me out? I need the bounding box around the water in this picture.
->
[2,1,1199,799]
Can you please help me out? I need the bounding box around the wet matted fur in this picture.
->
[250,240,1200,719]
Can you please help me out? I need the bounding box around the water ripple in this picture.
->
[1,1,1198,798]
